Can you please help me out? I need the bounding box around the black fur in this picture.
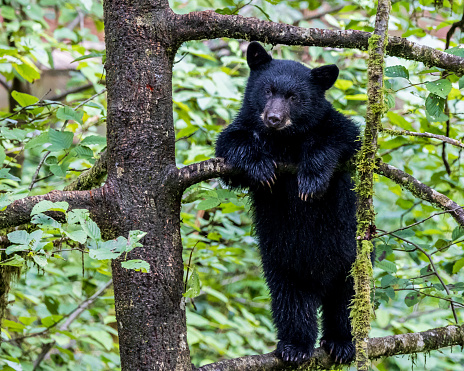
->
[215,42,360,364]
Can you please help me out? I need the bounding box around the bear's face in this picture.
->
[244,42,339,133]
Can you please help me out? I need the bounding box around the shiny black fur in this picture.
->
[215,42,360,364]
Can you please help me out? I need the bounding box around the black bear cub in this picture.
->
[215,42,360,364]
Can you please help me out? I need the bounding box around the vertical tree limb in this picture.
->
[352,1,390,370]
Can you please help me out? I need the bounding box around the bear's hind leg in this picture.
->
[320,276,355,364]
[269,277,319,364]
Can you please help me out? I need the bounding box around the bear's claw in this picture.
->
[320,339,355,364]
[275,342,313,364]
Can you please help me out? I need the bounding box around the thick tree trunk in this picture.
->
[103,1,190,369]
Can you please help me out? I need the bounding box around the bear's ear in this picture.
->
[247,42,272,70]
[311,64,339,90]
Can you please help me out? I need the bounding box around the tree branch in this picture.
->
[382,128,464,149]
[174,11,464,74]
[32,280,113,370]
[64,150,108,191]
[47,83,94,101]
[196,323,464,371]
[376,161,464,226]
[0,188,106,229]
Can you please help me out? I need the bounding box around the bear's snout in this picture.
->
[262,98,290,130]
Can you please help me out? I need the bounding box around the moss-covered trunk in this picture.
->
[351,1,390,370]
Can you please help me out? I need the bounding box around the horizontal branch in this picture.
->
[174,158,464,228]
[376,161,464,226]
[382,128,464,149]
[166,158,297,192]
[64,150,108,191]
[196,323,464,371]
[0,188,105,229]
[174,11,464,74]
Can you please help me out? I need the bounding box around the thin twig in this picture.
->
[385,232,459,324]
[375,208,463,239]
[32,280,113,370]
[382,128,464,149]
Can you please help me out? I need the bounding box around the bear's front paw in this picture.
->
[246,159,277,188]
[275,341,314,364]
[320,339,355,364]
[297,176,328,201]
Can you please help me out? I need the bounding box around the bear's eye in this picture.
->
[265,87,272,96]
[289,94,298,102]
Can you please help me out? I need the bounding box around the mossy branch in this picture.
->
[64,150,108,191]
[196,323,464,371]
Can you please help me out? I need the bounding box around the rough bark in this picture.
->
[196,323,464,371]
[173,11,464,74]
[102,0,190,369]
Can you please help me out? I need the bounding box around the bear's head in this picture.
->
[243,42,339,133]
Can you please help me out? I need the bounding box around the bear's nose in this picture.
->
[267,112,283,127]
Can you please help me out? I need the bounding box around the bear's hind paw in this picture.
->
[275,341,314,364]
[320,339,355,364]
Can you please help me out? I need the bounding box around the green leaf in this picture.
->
[184,267,201,298]
[438,299,450,309]
[453,258,464,274]
[74,145,94,159]
[54,28,77,42]
[121,259,150,273]
[81,218,101,241]
[0,168,21,181]
[65,229,88,244]
[459,76,464,90]
[381,274,397,288]
[197,198,221,210]
[32,255,48,267]
[13,63,40,82]
[31,200,69,215]
[48,129,74,151]
[7,230,29,244]
[25,132,50,150]
[385,65,409,79]
[0,146,5,165]
[80,135,107,146]
[405,293,420,307]
[377,260,397,273]
[31,213,61,229]
[446,47,464,57]
[41,315,63,327]
[452,226,464,241]
[11,91,39,106]
[126,230,147,252]
[425,93,445,117]
[71,52,105,62]
[425,79,452,99]
[56,106,84,124]
[0,254,25,267]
